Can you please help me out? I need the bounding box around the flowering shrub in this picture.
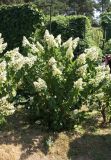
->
[20,30,111,130]
[0,34,36,125]
[1,30,111,130]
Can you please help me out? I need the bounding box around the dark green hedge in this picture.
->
[101,12,111,41]
[0,3,43,50]
[46,15,91,40]
[45,15,96,53]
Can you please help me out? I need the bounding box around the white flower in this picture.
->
[36,41,44,52]
[95,92,105,100]
[96,65,104,72]
[44,30,50,41]
[6,48,23,60]
[47,34,58,48]
[7,47,37,70]
[30,43,39,53]
[0,34,7,53]
[66,45,74,60]
[48,57,57,66]
[0,60,6,72]
[74,78,84,90]
[85,47,99,61]
[0,96,15,115]
[55,34,61,45]
[44,30,59,48]
[22,36,31,47]
[89,72,105,87]
[73,109,79,114]
[73,37,79,50]
[76,53,86,66]
[34,78,47,92]
[24,56,37,68]
[80,105,89,112]
[0,71,7,83]
[77,64,88,77]
[52,66,62,76]
[105,65,110,74]
[62,37,73,48]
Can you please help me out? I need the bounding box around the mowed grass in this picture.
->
[0,109,111,160]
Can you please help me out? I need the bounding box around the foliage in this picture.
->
[101,12,111,41]
[103,39,111,54]
[95,0,111,12]
[68,0,96,19]
[1,30,111,130]
[90,27,103,47]
[19,30,111,130]
[45,15,96,54]
[0,33,36,125]
[0,0,32,5]
[0,3,43,51]
[46,15,90,40]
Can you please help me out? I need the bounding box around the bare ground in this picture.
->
[0,110,111,160]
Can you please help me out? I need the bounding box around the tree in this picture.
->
[95,0,111,12]
[0,0,33,5]
[70,0,95,18]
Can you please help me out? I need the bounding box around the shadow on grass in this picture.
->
[68,133,111,160]
[0,110,58,160]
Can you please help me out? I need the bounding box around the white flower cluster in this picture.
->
[0,60,7,83]
[44,30,60,48]
[74,78,84,91]
[66,45,74,60]
[76,64,88,78]
[22,36,31,47]
[76,53,86,66]
[62,37,73,48]
[6,48,37,70]
[23,36,44,54]
[52,65,62,76]
[48,57,62,76]
[89,72,105,87]
[76,47,99,66]
[73,37,80,50]
[48,57,57,66]
[55,34,61,45]
[0,96,15,115]
[36,41,44,52]
[95,64,111,82]
[62,37,79,60]
[33,78,47,92]
[95,92,105,100]
[85,47,99,61]
[104,65,110,74]
[0,33,7,54]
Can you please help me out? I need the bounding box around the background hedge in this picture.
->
[101,12,111,41]
[0,3,43,50]
[45,15,97,54]
[46,15,90,40]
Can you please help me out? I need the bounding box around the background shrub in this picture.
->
[0,3,43,51]
[101,12,111,41]
[103,39,111,54]
[45,15,97,54]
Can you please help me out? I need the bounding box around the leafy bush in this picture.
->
[103,39,111,54]
[90,27,103,48]
[0,33,36,125]
[19,30,111,130]
[0,3,43,51]
[1,31,111,130]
